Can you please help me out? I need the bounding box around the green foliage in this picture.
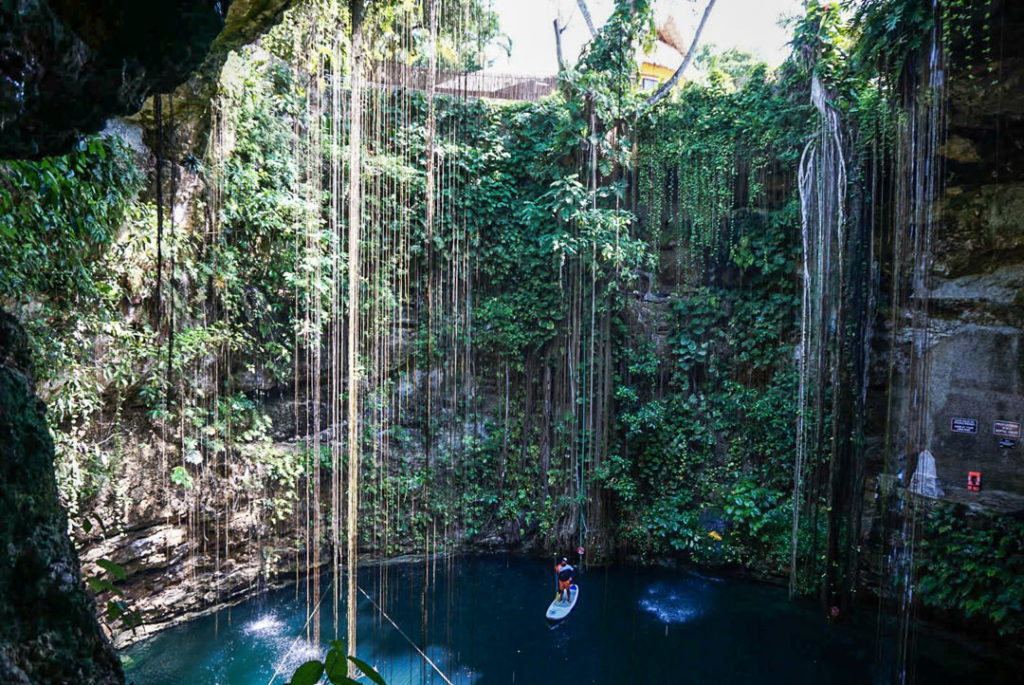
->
[263,0,504,72]
[791,1,850,82]
[346,656,386,685]
[1,138,154,520]
[170,466,194,490]
[95,558,127,580]
[849,0,935,79]
[566,0,656,120]
[20,0,995,611]
[638,66,809,254]
[85,555,142,635]
[695,46,763,89]
[289,661,326,685]
[538,176,644,271]
[3,42,318,527]
[720,478,791,568]
[286,640,387,685]
[5,3,1014,650]
[849,0,995,84]
[214,47,306,380]
[470,99,573,358]
[5,1,810,588]
[0,136,143,303]
[603,54,810,571]
[917,504,1024,637]
[791,0,993,143]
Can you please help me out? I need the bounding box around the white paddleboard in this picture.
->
[545,584,579,622]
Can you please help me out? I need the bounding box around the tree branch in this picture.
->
[645,0,717,107]
[553,19,566,70]
[576,0,596,37]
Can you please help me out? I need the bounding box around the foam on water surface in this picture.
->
[242,614,285,638]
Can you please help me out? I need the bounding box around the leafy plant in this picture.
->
[0,135,142,303]
[81,536,142,636]
[917,504,1024,637]
[287,640,386,685]
[170,465,194,490]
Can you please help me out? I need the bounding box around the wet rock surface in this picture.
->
[0,0,298,160]
[0,0,230,158]
[926,327,1024,501]
[0,310,123,683]
[872,3,1024,521]
[920,46,1024,512]
[78,514,305,647]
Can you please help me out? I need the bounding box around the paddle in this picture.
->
[552,553,559,601]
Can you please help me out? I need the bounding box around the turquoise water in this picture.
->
[123,556,1017,684]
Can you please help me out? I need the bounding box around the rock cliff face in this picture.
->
[910,4,1024,514]
[0,0,301,675]
[76,497,312,647]
[82,5,1024,646]
[0,0,297,159]
[0,0,230,158]
[6,0,1024,662]
[0,312,123,683]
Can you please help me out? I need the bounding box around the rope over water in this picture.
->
[266,578,455,685]
[357,585,455,685]
[267,578,334,685]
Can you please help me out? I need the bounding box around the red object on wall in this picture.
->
[967,471,982,492]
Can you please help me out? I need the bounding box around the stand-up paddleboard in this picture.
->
[546,584,579,623]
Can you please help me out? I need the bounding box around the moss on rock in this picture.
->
[0,310,122,683]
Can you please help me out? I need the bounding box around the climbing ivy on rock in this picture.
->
[605,54,812,572]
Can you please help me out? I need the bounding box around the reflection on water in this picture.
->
[637,580,706,625]
[123,556,1020,685]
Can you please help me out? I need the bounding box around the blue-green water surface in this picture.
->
[123,556,1017,684]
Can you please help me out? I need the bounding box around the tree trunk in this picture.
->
[553,19,566,70]
[645,0,717,107]
[576,0,596,37]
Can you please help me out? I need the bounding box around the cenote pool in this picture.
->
[123,556,1017,684]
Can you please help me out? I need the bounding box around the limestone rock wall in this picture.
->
[0,311,123,683]
[914,4,1024,514]
[0,0,299,159]
[0,0,230,158]
[0,0,304,671]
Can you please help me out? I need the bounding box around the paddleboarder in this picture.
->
[555,556,575,602]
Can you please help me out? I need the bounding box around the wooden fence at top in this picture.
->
[367,62,559,103]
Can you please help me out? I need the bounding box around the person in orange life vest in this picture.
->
[555,557,575,602]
